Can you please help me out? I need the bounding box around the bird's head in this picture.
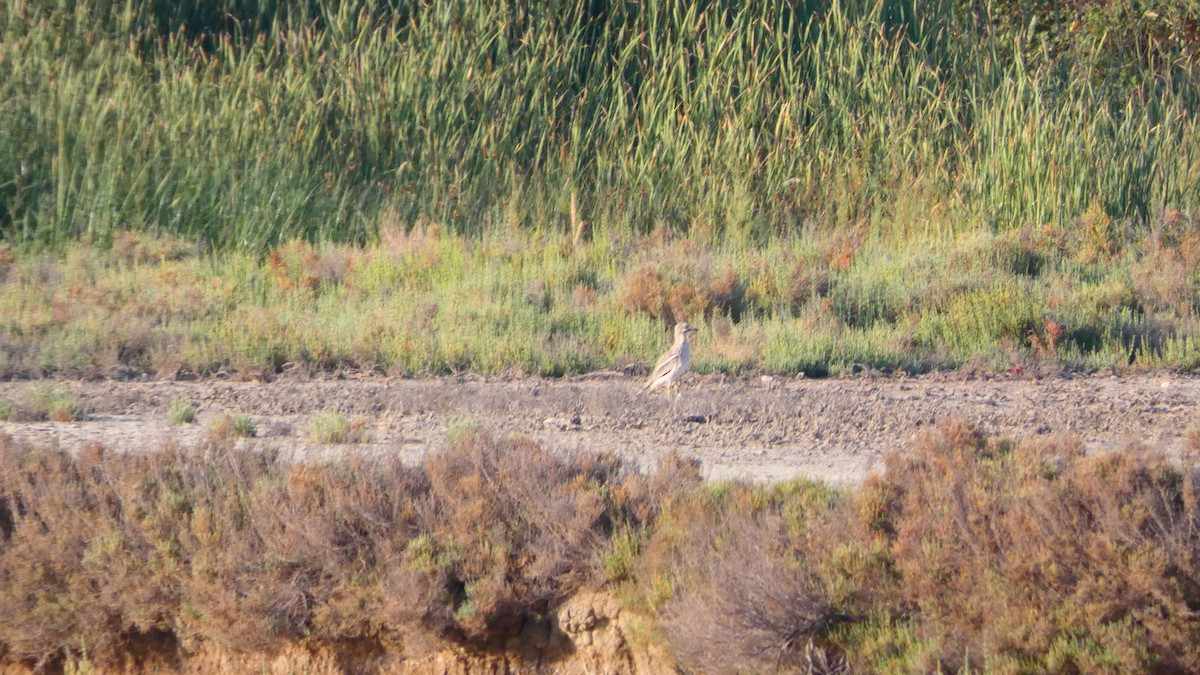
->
[675,322,698,337]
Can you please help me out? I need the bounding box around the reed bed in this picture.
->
[1,0,1198,375]
[1,0,1196,250]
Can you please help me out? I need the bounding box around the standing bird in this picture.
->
[643,322,697,396]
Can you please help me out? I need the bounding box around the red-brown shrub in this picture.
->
[0,429,658,669]
[636,479,885,672]
[871,420,1200,672]
[619,248,748,325]
[384,430,634,641]
[5,422,1200,672]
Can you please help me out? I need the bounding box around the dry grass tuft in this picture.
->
[207,413,256,439]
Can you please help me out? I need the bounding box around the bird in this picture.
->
[642,321,697,396]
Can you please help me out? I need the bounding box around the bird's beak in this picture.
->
[686,327,698,333]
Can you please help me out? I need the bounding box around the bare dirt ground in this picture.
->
[1,371,1197,483]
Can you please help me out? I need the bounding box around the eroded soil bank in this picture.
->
[1,371,1197,483]
[0,591,676,674]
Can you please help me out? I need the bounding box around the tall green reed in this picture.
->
[0,0,1195,252]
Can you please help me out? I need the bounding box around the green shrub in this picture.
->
[167,399,196,425]
[26,387,85,422]
[307,411,369,444]
[209,413,256,439]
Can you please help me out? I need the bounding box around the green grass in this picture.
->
[602,525,643,581]
[0,0,1196,251]
[308,411,369,444]
[209,412,257,439]
[25,386,85,422]
[231,415,256,438]
[167,399,196,425]
[1,221,1198,377]
[0,0,1197,377]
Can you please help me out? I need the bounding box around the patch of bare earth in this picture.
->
[2,371,1197,483]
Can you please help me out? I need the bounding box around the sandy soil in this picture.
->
[1,371,1197,483]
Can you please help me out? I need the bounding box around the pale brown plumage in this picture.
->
[643,322,697,395]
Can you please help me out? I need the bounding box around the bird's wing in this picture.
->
[643,348,681,388]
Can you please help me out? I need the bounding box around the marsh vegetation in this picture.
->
[3,422,1200,671]
[2,1,1199,670]
[1,0,1198,378]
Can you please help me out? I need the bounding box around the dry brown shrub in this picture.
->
[872,419,1200,672]
[569,282,598,308]
[619,248,748,325]
[1133,245,1196,317]
[267,240,358,292]
[0,441,177,667]
[0,426,667,669]
[1078,200,1124,264]
[656,510,854,672]
[638,421,1200,672]
[819,226,866,272]
[171,448,425,651]
[379,212,441,260]
[614,450,703,526]
[1179,228,1200,270]
[1187,426,1200,455]
[0,243,14,283]
[786,261,834,314]
[110,230,196,265]
[0,436,431,666]
[383,430,640,642]
[619,265,670,321]
[8,421,1200,672]
[637,478,883,673]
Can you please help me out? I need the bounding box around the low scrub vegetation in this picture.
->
[3,216,1200,378]
[0,386,84,422]
[2,422,1199,671]
[0,428,684,669]
[307,411,370,444]
[635,421,1200,672]
[166,399,195,425]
